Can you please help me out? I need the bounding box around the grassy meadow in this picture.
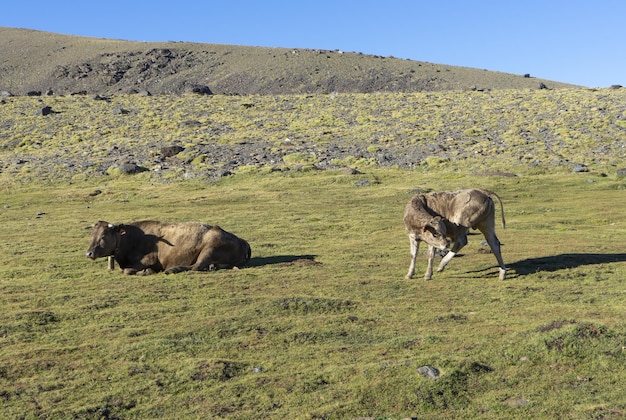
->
[1,90,626,419]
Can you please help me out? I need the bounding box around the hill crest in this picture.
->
[1,27,578,96]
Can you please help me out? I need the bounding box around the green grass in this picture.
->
[1,169,625,419]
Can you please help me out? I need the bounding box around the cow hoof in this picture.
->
[423,276,431,281]
[499,268,506,280]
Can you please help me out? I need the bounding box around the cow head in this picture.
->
[239,239,252,266]
[86,221,124,260]
[418,216,449,250]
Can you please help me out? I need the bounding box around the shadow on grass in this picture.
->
[248,255,318,268]
[508,253,626,276]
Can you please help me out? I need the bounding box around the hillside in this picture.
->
[0,27,578,96]
[2,89,625,184]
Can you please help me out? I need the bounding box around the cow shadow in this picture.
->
[248,254,318,268]
[507,253,626,276]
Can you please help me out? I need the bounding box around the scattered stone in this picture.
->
[27,90,42,96]
[417,365,440,380]
[573,164,589,173]
[160,145,185,159]
[343,167,363,175]
[117,162,144,174]
[616,168,626,177]
[38,106,54,116]
[89,189,102,197]
[355,180,371,187]
[215,169,233,178]
[185,84,212,95]
[112,107,130,115]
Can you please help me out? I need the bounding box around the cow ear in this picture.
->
[108,224,126,235]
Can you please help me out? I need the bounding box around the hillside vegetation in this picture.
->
[1,88,625,184]
[0,27,579,96]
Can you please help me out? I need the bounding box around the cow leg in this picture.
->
[424,244,436,281]
[164,265,199,274]
[480,228,506,280]
[165,248,220,274]
[123,267,156,275]
[405,233,420,279]
[437,231,468,273]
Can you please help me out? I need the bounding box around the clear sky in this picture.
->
[2,1,624,87]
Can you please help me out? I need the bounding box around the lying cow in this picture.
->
[404,189,506,281]
[86,220,251,275]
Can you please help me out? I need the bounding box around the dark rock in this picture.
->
[616,168,626,177]
[38,106,54,116]
[186,84,212,95]
[27,90,42,96]
[538,82,548,89]
[160,145,185,158]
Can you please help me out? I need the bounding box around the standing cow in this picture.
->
[404,189,506,281]
[86,220,251,275]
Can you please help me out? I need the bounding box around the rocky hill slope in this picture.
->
[1,27,578,96]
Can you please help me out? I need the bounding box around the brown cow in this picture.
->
[86,220,251,275]
[404,189,506,281]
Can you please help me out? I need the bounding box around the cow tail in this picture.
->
[489,191,506,229]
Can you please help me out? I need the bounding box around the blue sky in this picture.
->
[2,1,624,87]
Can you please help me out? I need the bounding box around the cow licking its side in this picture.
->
[404,189,506,281]
[86,221,251,275]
